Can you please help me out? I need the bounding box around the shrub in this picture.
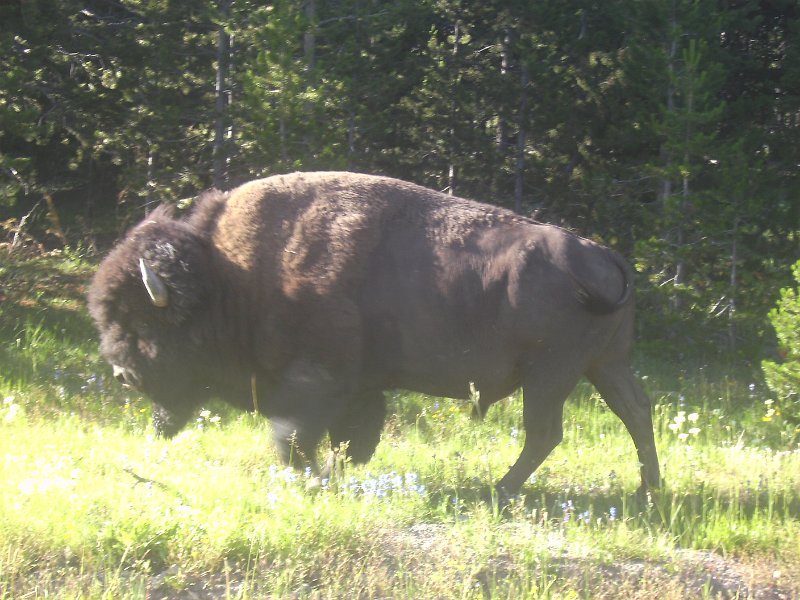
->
[762,259,800,428]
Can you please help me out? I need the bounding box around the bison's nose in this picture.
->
[112,365,139,388]
[113,365,127,383]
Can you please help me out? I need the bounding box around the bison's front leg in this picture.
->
[265,297,365,474]
[328,390,387,464]
[270,415,326,471]
[266,358,353,472]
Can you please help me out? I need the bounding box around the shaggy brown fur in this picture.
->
[88,171,660,497]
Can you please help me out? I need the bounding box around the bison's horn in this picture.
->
[139,258,169,308]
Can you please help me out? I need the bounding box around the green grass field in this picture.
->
[1,247,799,599]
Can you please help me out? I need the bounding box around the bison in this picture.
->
[88,171,660,497]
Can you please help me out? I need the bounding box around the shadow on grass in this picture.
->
[424,478,800,528]
[1,247,101,387]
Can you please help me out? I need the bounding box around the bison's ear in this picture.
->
[139,258,169,308]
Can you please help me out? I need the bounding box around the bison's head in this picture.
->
[88,208,214,437]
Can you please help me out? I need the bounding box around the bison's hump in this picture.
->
[203,172,533,297]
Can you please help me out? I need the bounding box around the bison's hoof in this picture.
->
[305,476,323,492]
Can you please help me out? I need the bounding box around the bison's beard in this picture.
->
[152,402,194,438]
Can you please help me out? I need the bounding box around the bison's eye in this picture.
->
[133,320,152,337]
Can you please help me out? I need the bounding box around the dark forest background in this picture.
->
[1,0,798,367]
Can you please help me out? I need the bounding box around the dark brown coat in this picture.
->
[88,172,660,495]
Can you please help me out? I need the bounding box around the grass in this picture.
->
[1,246,799,598]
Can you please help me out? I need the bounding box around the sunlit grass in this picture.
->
[1,250,799,598]
[2,379,799,598]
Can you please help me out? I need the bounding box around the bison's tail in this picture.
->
[573,250,634,315]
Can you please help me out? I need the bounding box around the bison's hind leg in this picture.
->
[496,363,583,498]
[587,361,661,492]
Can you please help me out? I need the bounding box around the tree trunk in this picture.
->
[212,0,232,190]
[145,140,155,215]
[675,54,694,297]
[514,61,529,214]
[302,0,317,159]
[659,25,677,206]
[728,215,739,352]
[496,30,511,153]
[663,2,681,309]
[348,107,356,167]
[447,20,460,195]
[304,0,316,72]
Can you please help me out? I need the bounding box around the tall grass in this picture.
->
[2,385,798,598]
[1,249,799,598]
